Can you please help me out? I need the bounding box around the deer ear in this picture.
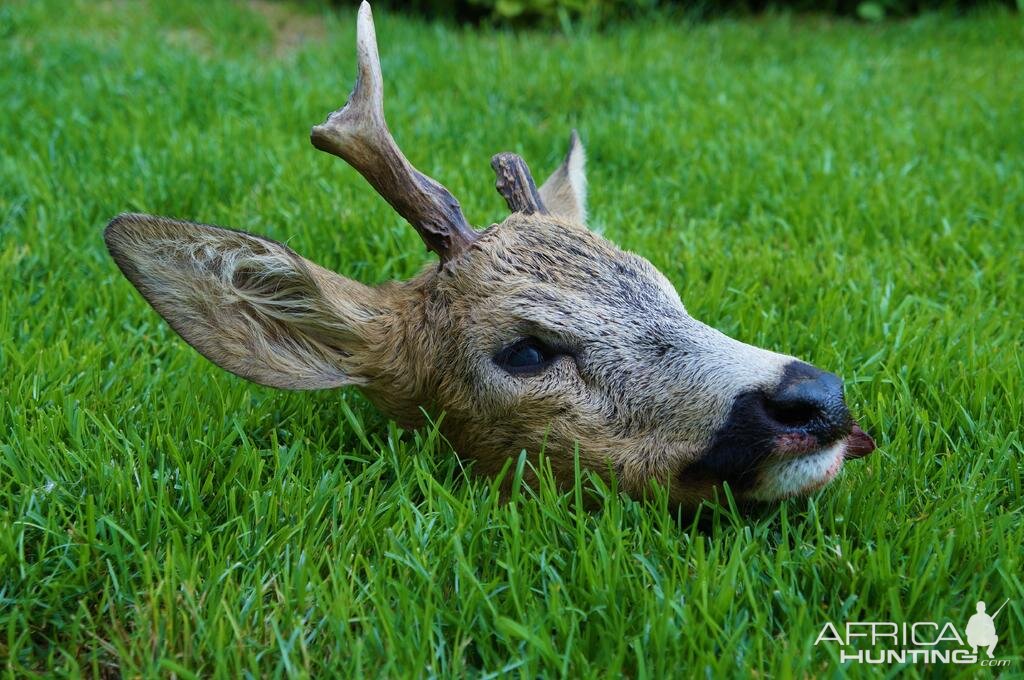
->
[539,130,587,224]
[104,213,390,390]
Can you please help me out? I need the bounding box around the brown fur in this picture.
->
[105,175,797,507]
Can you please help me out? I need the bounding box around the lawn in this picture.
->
[1,0,1022,676]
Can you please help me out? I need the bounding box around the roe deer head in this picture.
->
[105,2,874,508]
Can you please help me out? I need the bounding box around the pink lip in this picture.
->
[774,431,823,457]
[774,421,877,461]
[844,422,876,460]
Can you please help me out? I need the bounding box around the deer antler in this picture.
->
[311,2,477,262]
[491,152,549,215]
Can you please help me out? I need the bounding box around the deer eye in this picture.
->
[494,337,558,375]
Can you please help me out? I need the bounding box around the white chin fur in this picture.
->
[747,440,847,502]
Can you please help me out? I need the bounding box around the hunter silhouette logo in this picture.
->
[814,597,1013,667]
[966,599,1008,659]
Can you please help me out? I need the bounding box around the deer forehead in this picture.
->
[435,215,685,335]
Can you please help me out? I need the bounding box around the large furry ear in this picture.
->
[539,130,587,224]
[104,213,390,390]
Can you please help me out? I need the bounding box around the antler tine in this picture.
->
[311,2,477,262]
[491,152,549,215]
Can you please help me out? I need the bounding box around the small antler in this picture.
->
[311,2,477,262]
[491,152,548,215]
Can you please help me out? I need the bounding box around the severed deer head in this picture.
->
[105,2,875,509]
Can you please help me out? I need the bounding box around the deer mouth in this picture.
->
[749,422,876,501]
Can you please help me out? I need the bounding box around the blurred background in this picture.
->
[372,0,1018,25]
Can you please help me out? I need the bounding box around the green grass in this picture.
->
[2,0,1022,677]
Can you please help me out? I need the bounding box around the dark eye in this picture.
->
[494,337,558,375]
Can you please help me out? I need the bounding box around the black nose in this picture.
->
[763,362,851,443]
[690,361,855,490]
